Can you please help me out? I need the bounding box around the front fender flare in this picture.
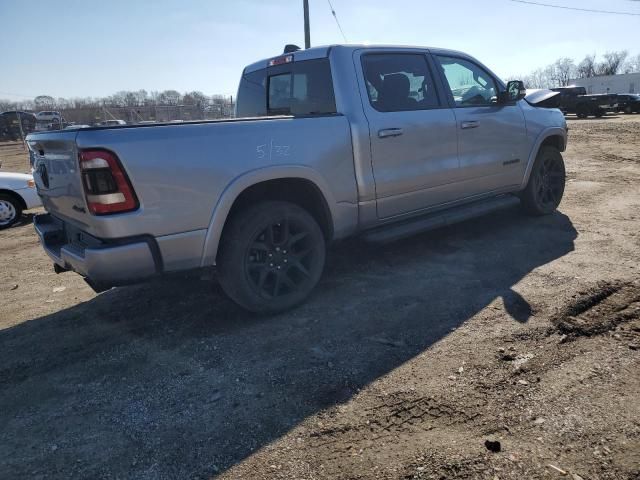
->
[521,127,567,189]
[199,165,342,267]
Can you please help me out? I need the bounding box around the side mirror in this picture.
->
[500,80,527,103]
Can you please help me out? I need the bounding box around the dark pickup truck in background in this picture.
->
[551,86,617,118]
[615,94,640,114]
[0,111,37,141]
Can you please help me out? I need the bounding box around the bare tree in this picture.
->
[134,90,148,106]
[34,95,56,110]
[0,99,20,111]
[576,54,596,78]
[123,92,139,107]
[549,58,576,87]
[622,53,640,74]
[596,51,628,76]
[183,91,208,109]
[158,90,181,105]
[522,68,549,89]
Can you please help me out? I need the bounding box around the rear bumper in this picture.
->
[34,213,158,289]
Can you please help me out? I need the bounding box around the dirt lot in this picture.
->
[1,116,639,479]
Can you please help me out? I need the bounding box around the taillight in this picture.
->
[79,149,138,215]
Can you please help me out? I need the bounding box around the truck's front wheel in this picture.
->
[520,146,566,216]
[217,201,326,313]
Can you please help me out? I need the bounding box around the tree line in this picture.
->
[0,90,233,114]
[518,51,640,89]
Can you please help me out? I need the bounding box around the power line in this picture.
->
[508,0,640,16]
[326,0,348,43]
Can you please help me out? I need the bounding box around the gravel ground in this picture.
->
[1,115,639,479]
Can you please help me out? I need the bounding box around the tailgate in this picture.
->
[27,131,89,227]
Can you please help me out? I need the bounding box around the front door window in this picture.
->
[436,56,497,107]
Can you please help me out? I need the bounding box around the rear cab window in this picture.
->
[236,58,336,117]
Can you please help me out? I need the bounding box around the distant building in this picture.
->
[569,73,640,95]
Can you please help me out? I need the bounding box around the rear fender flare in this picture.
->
[521,127,567,189]
[200,165,338,266]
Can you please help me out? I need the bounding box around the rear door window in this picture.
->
[361,54,441,112]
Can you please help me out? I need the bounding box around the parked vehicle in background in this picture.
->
[35,111,62,123]
[27,44,568,312]
[615,94,640,114]
[35,122,62,132]
[551,86,617,118]
[97,119,126,126]
[0,111,37,140]
[0,172,41,229]
[33,112,65,132]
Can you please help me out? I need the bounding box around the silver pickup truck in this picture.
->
[28,45,567,313]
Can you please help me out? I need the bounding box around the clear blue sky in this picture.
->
[1,0,638,100]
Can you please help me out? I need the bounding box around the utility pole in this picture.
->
[303,0,310,49]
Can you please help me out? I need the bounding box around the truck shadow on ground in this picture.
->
[0,208,577,479]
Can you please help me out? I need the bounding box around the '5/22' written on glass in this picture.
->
[256,139,290,160]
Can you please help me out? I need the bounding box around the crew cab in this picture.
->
[27,45,568,312]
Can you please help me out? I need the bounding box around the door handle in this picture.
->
[460,121,479,129]
[378,128,404,138]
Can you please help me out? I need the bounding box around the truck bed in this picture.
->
[28,115,359,270]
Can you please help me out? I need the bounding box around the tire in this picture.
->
[594,108,605,118]
[625,106,633,114]
[217,201,326,313]
[0,193,22,230]
[520,146,566,216]
[576,105,588,119]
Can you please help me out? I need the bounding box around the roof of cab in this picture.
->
[243,44,471,73]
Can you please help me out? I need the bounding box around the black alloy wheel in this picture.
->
[217,201,326,313]
[533,154,565,211]
[245,216,319,299]
[520,146,566,216]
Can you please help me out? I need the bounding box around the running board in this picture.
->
[362,195,520,244]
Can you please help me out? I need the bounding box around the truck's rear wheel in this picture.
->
[520,146,565,216]
[217,201,326,313]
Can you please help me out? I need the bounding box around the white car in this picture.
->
[35,111,62,122]
[0,172,42,229]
